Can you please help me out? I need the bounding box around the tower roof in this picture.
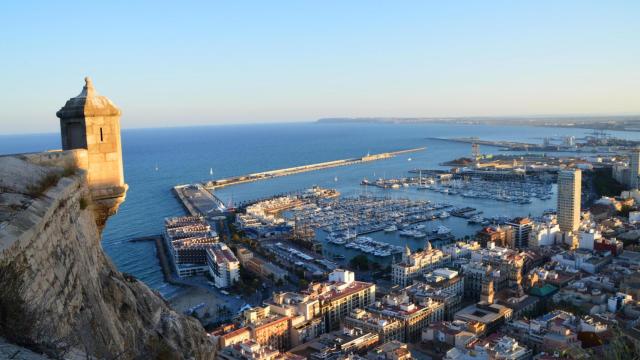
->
[56,77,121,119]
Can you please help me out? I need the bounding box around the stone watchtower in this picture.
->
[56,77,127,229]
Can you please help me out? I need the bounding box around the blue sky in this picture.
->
[1,1,638,134]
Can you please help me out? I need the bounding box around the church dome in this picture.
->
[56,77,121,118]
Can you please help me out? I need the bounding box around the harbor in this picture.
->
[102,122,578,297]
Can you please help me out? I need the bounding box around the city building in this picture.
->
[422,320,482,350]
[267,291,324,347]
[214,325,252,349]
[506,310,581,354]
[444,335,531,360]
[217,339,303,360]
[365,340,413,360]
[551,250,611,274]
[442,241,482,260]
[304,269,376,332]
[288,328,379,359]
[368,292,445,342]
[344,309,404,343]
[630,148,640,189]
[578,229,601,251]
[612,162,631,187]
[423,269,464,296]
[243,306,292,351]
[392,241,451,287]
[454,302,513,334]
[506,218,533,249]
[461,261,506,301]
[163,215,219,277]
[529,219,561,247]
[557,169,582,233]
[477,226,513,248]
[206,242,240,288]
[236,247,288,282]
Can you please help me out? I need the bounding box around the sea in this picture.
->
[3,122,639,298]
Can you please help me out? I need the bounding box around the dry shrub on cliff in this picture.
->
[25,166,77,198]
[26,173,61,197]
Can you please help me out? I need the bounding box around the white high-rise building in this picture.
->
[557,169,581,233]
[630,148,640,189]
[206,243,240,288]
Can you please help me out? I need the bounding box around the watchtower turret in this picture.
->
[57,77,127,229]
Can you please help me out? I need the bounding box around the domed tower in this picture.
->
[57,77,127,229]
[425,240,433,252]
[403,244,412,262]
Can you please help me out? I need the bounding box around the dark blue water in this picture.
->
[3,122,638,297]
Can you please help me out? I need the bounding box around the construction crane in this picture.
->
[471,143,480,160]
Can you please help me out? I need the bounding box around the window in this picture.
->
[100,127,104,142]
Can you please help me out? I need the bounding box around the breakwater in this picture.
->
[202,147,425,190]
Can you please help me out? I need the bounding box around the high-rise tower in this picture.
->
[630,148,640,189]
[557,169,581,233]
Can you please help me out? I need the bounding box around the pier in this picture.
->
[202,147,425,190]
[173,183,227,216]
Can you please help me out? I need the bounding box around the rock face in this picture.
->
[0,155,215,359]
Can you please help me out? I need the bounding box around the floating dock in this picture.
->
[202,147,425,190]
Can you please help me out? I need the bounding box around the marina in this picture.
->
[286,195,456,258]
[418,178,554,205]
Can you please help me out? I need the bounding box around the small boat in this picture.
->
[468,215,483,224]
[435,226,451,235]
[413,231,427,238]
[209,167,213,176]
[384,225,398,232]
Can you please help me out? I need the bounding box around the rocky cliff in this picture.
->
[0,154,215,359]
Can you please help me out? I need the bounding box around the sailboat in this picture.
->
[417,170,429,190]
[209,168,214,176]
[155,163,159,171]
[334,176,338,182]
[227,193,234,210]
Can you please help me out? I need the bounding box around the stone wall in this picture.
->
[13,149,88,170]
[0,155,215,359]
[9,149,126,231]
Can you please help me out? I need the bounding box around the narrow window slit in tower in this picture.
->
[100,127,104,142]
